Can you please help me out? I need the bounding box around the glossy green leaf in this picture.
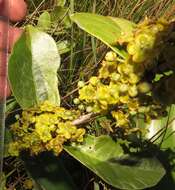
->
[70,13,135,58]
[64,135,165,190]
[8,25,60,109]
[23,153,77,190]
[37,11,51,31]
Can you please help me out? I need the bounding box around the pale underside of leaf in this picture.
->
[8,25,60,108]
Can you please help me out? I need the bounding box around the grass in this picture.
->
[3,0,175,189]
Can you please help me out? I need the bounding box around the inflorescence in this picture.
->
[9,101,85,156]
[9,18,175,156]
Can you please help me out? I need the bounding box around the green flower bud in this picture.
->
[78,81,85,88]
[73,98,80,105]
[111,73,120,82]
[105,51,117,62]
[138,106,150,113]
[86,106,93,113]
[138,82,152,93]
[78,104,85,111]
[135,33,155,49]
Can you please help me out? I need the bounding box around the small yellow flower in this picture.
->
[79,84,96,101]
[128,85,138,97]
[111,111,129,127]
[89,76,99,86]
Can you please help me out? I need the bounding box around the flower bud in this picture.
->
[86,106,93,113]
[73,98,80,105]
[128,85,138,97]
[135,33,155,49]
[138,82,152,93]
[111,73,120,82]
[78,81,85,88]
[105,51,117,62]
[78,104,85,111]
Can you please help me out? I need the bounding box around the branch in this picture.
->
[72,113,98,126]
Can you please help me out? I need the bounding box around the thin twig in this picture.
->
[72,113,98,126]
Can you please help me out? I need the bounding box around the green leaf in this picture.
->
[70,13,136,58]
[22,153,77,190]
[8,25,60,109]
[108,17,136,39]
[64,135,165,190]
[37,11,51,31]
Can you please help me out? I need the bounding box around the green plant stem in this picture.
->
[69,0,75,80]
[159,106,172,148]
[0,14,10,182]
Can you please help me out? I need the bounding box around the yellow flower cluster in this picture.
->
[74,18,175,131]
[75,53,164,130]
[9,101,85,156]
[121,18,172,69]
